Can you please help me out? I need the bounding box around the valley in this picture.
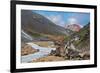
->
[21,10,90,63]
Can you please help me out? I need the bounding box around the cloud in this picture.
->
[46,15,65,27]
[66,17,83,28]
[67,17,78,25]
[79,24,83,28]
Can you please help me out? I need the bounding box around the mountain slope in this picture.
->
[21,10,69,36]
[75,23,90,52]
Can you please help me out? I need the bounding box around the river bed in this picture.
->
[21,42,56,63]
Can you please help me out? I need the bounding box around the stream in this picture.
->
[21,42,56,63]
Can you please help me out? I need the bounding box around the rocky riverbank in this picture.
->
[21,44,39,56]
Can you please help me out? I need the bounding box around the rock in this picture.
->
[79,51,90,60]
[50,50,56,56]
[21,44,39,56]
[67,49,79,59]
[55,46,65,57]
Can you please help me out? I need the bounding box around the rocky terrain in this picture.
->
[49,23,90,60]
[21,44,39,56]
[21,10,90,63]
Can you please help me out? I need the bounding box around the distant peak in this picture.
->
[65,24,81,32]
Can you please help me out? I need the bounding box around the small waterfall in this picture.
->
[21,30,33,41]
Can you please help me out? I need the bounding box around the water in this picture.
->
[21,43,56,63]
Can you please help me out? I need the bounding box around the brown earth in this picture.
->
[32,56,65,62]
[21,44,39,56]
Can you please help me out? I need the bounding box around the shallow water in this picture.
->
[21,43,56,63]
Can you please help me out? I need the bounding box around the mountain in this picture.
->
[68,23,90,55]
[64,23,89,51]
[62,23,90,59]
[21,10,69,36]
[72,23,90,55]
[65,24,81,32]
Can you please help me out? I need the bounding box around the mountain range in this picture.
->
[21,10,90,60]
[21,10,71,37]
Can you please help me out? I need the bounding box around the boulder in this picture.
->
[21,44,39,56]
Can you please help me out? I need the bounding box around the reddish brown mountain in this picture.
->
[65,24,81,32]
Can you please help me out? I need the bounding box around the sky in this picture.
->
[33,10,90,28]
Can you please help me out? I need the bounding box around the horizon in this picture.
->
[33,10,90,28]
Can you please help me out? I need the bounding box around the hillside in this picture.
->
[53,23,90,60]
[21,10,70,36]
[21,10,90,61]
[74,23,90,52]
